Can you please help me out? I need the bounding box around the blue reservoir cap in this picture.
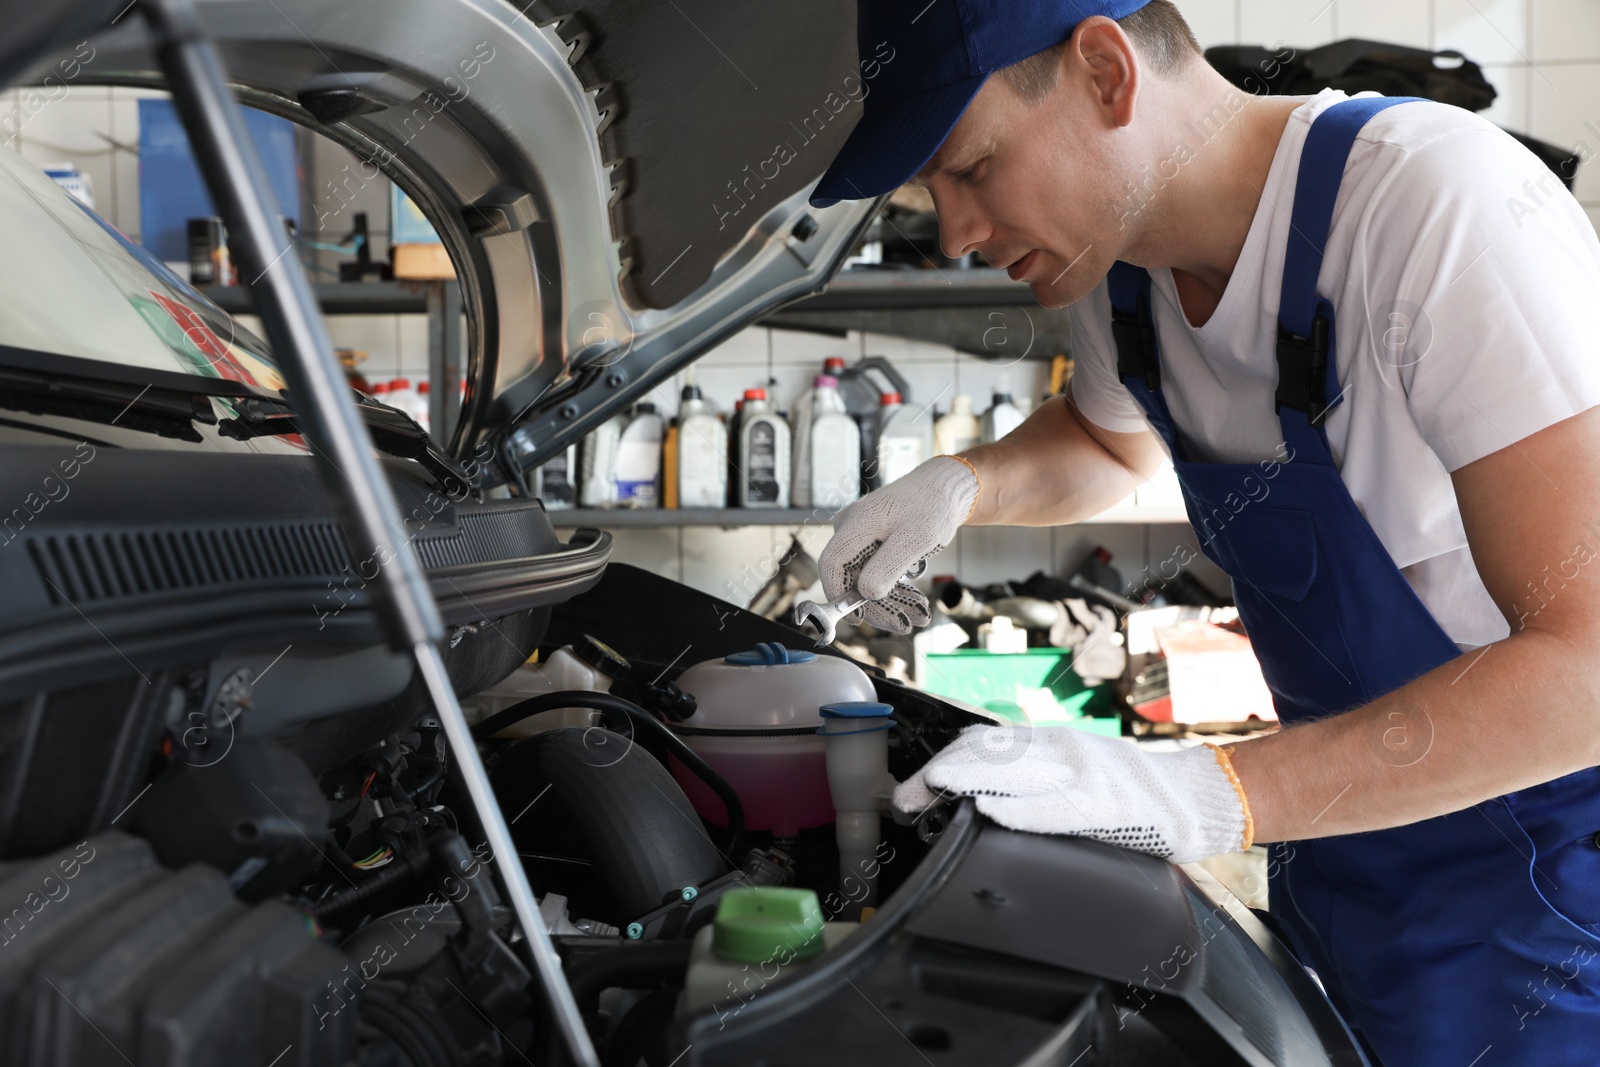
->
[724,642,817,666]
[820,701,894,718]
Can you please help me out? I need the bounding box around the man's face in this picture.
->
[914,72,1129,310]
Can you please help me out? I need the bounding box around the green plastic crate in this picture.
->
[920,649,1121,735]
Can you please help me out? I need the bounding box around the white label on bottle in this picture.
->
[745,421,779,504]
[878,437,924,486]
[537,449,576,508]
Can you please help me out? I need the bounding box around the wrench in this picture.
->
[793,559,928,647]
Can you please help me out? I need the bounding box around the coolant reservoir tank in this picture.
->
[669,643,876,836]
[678,887,858,1017]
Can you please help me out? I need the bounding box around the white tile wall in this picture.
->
[8,85,116,221]
[1533,0,1600,62]
[1333,0,1432,47]
[1436,0,1530,64]
[1239,0,1338,49]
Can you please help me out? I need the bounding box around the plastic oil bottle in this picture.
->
[981,377,1026,443]
[790,356,847,508]
[737,389,790,508]
[614,402,664,508]
[934,395,982,456]
[579,409,630,508]
[678,377,728,508]
[873,391,928,489]
[806,375,860,510]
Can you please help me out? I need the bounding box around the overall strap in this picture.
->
[1108,260,1188,461]
[1275,95,1424,457]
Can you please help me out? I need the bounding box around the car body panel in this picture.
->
[25,0,880,470]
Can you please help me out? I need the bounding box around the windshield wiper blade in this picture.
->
[219,398,471,493]
[0,367,228,442]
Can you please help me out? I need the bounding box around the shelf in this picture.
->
[546,505,1192,528]
[548,508,837,528]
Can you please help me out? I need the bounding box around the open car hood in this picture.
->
[25,0,880,475]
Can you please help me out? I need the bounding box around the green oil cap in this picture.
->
[711,887,826,963]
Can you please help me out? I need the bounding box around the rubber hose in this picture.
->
[564,941,696,1016]
[546,942,697,1067]
[473,691,745,858]
[602,986,682,1067]
[362,985,464,1067]
[407,762,445,800]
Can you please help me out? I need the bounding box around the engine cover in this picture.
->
[0,832,352,1066]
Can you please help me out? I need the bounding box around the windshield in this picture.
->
[0,146,283,391]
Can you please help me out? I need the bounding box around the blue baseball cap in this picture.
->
[810,0,1152,208]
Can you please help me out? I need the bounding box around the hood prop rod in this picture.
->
[140,3,599,1063]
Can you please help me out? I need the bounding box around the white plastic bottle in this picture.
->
[790,356,847,508]
[874,391,928,488]
[677,381,728,508]
[414,380,432,433]
[807,375,860,510]
[468,638,624,737]
[934,395,982,455]
[737,389,790,508]
[614,402,664,508]
[981,379,1025,443]
[579,410,629,508]
[388,377,418,420]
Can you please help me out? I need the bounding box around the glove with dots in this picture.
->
[817,456,980,634]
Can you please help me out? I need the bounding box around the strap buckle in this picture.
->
[1112,306,1160,392]
[1275,315,1330,421]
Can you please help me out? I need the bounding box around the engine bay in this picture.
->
[0,559,986,1066]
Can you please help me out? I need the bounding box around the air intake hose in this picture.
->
[473,691,744,857]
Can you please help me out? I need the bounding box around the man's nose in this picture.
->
[933,192,989,261]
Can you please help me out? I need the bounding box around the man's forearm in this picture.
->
[1227,626,1600,842]
[960,395,1166,527]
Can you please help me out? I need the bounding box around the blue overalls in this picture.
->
[1109,97,1600,1066]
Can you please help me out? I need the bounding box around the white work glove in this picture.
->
[818,456,980,633]
[893,724,1252,864]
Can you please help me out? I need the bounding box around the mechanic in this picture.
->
[806,2,1600,1064]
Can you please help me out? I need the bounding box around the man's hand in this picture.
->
[818,456,980,633]
[894,724,1252,864]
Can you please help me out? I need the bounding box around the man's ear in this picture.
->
[1070,16,1139,129]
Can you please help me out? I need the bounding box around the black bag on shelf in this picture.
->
[1207,39,1497,110]
[1207,38,1580,187]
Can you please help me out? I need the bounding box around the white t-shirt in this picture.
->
[1070,89,1600,650]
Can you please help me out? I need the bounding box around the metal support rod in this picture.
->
[140,3,600,1064]
[145,0,435,652]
